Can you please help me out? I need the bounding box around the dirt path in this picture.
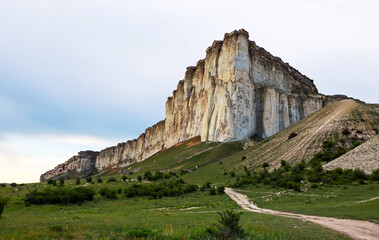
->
[225,188,379,240]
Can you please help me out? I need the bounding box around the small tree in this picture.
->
[216,210,244,239]
[86,177,92,183]
[59,178,64,186]
[0,197,9,217]
[209,188,216,195]
[137,176,143,182]
[107,177,117,183]
[76,178,81,185]
[122,176,127,181]
[97,178,103,183]
[262,162,269,168]
[217,186,225,194]
[47,179,56,186]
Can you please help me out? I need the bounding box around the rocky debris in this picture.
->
[41,29,326,181]
[324,135,379,173]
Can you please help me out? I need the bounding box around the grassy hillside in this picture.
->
[1,99,378,239]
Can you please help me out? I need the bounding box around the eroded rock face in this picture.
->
[41,29,324,181]
[40,151,99,181]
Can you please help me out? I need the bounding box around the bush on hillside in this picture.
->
[0,197,9,217]
[86,177,92,183]
[97,178,103,183]
[212,210,244,239]
[288,132,298,139]
[47,179,56,186]
[25,187,95,205]
[107,177,117,183]
[123,179,197,199]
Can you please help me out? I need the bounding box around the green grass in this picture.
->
[238,182,379,223]
[0,185,351,240]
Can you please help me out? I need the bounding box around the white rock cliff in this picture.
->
[41,29,323,181]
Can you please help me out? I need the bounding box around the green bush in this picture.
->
[105,189,118,199]
[137,176,142,182]
[97,178,103,183]
[76,178,81,185]
[217,186,225,194]
[99,187,108,196]
[47,179,56,186]
[370,169,379,181]
[122,176,127,181]
[0,197,9,217]
[209,188,216,195]
[107,177,117,183]
[123,180,197,199]
[86,177,92,183]
[25,187,95,205]
[0,183,6,188]
[262,162,269,168]
[216,210,244,239]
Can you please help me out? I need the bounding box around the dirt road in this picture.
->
[225,188,379,240]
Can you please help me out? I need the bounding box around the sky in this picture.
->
[1,0,378,183]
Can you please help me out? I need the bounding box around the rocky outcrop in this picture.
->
[323,135,379,173]
[40,151,99,181]
[41,29,325,181]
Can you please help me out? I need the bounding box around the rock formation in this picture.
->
[40,151,99,181]
[41,29,324,181]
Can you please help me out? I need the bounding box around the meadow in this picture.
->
[0,177,354,240]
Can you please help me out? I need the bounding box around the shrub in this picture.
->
[117,188,122,194]
[59,178,64,186]
[216,210,244,239]
[288,132,297,139]
[353,169,367,180]
[86,177,92,183]
[280,160,287,167]
[137,176,143,182]
[97,178,103,183]
[144,171,153,180]
[0,183,6,188]
[218,186,225,194]
[47,179,56,186]
[204,181,212,188]
[230,171,236,177]
[0,197,9,217]
[105,189,118,199]
[262,162,269,168]
[122,176,127,181]
[342,128,350,135]
[370,169,379,181]
[25,187,95,205]
[310,183,319,189]
[76,178,81,185]
[99,187,108,196]
[209,188,216,195]
[107,177,117,183]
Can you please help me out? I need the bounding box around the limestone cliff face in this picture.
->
[95,120,165,171]
[41,29,324,181]
[164,29,322,143]
[40,151,99,181]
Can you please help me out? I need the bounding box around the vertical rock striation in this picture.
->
[41,29,324,181]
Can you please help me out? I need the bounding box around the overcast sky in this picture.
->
[1,0,378,183]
